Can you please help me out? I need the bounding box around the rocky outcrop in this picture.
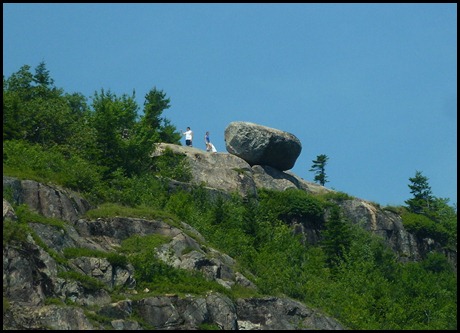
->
[151,143,257,198]
[149,143,456,267]
[3,176,345,330]
[251,164,328,194]
[336,198,456,266]
[3,176,91,223]
[224,121,302,171]
[151,143,329,198]
[236,297,345,330]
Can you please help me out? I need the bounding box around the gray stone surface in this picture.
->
[224,121,302,171]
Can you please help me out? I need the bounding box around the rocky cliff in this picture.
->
[3,176,345,330]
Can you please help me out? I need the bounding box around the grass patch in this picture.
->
[84,310,114,330]
[14,204,66,229]
[318,190,355,202]
[3,297,10,314]
[3,219,30,245]
[58,271,108,292]
[198,322,222,330]
[2,165,51,186]
[63,247,128,269]
[84,203,180,227]
[44,297,65,306]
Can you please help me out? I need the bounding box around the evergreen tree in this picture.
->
[33,61,54,87]
[309,154,329,186]
[137,87,181,147]
[4,63,72,145]
[405,170,435,215]
[143,87,170,129]
[321,205,352,268]
[89,88,140,175]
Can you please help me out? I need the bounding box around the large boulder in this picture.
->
[224,121,302,171]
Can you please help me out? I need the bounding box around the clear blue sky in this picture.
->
[3,3,457,207]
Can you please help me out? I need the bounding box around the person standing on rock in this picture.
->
[181,127,193,147]
[205,131,211,152]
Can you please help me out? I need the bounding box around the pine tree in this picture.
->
[309,154,329,186]
[405,170,434,215]
[321,205,352,267]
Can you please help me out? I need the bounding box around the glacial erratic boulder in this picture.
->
[224,121,302,171]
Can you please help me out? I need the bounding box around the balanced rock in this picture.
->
[224,121,302,171]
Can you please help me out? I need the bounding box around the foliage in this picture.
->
[382,205,407,215]
[84,202,176,223]
[421,252,453,273]
[89,88,144,176]
[405,170,435,215]
[3,139,104,193]
[3,62,76,147]
[3,298,11,314]
[3,218,30,246]
[119,234,229,297]
[309,154,329,186]
[13,203,66,229]
[401,211,449,246]
[137,87,181,144]
[257,188,325,225]
[58,271,108,292]
[321,205,353,268]
[317,190,354,202]
[150,147,192,182]
[198,323,222,330]
[63,247,128,269]
[402,171,457,249]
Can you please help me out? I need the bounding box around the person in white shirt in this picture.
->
[181,127,193,147]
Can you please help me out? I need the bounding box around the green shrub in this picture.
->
[151,147,192,182]
[63,247,128,269]
[319,191,354,202]
[3,219,30,245]
[198,323,222,330]
[401,212,449,245]
[120,234,228,297]
[44,298,64,306]
[58,271,108,292]
[3,139,104,193]
[383,205,407,215]
[421,252,453,273]
[258,188,325,225]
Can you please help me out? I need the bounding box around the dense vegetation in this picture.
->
[3,62,457,330]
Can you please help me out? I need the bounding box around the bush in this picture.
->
[151,147,192,182]
[258,188,325,225]
[401,212,449,245]
[3,139,104,194]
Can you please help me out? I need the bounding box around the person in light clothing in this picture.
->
[204,131,217,152]
[181,127,193,147]
[205,131,211,151]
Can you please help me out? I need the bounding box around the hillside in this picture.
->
[3,143,457,329]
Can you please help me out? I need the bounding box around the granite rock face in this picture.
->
[3,176,345,330]
[224,121,302,171]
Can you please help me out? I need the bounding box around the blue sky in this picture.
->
[3,3,457,207]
